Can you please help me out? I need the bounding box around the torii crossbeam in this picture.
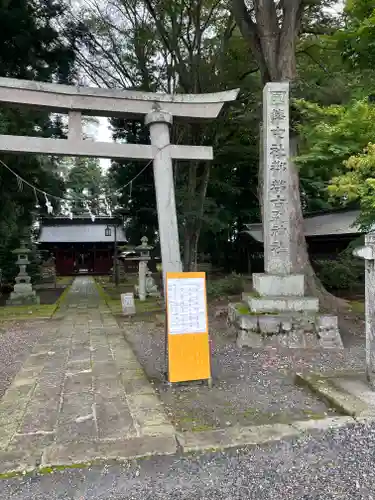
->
[0,77,239,280]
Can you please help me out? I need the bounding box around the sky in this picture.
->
[85,117,112,171]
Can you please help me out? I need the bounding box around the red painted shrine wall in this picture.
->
[54,248,113,275]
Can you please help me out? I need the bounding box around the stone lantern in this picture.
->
[7,240,39,305]
[134,236,153,301]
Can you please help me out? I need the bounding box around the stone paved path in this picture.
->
[0,277,176,474]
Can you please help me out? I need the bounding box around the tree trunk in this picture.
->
[183,227,192,271]
[231,0,349,310]
[288,137,348,311]
[183,229,200,271]
[182,162,210,272]
[181,124,210,272]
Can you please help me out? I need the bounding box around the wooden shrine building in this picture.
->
[38,217,127,275]
[237,209,365,274]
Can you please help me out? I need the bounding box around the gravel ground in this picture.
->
[0,320,50,398]
[118,316,366,430]
[2,420,375,499]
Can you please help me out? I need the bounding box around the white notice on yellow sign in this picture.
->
[167,277,207,335]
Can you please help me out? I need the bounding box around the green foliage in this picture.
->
[337,0,375,70]
[0,0,78,282]
[315,257,364,290]
[295,99,375,218]
[297,98,375,228]
[329,143,375,228]
[296,99,375,174]
[65,157,106,215]
[206,273,244,299]
[314,241,365,290]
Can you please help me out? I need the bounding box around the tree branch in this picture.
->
[231,0,268,81]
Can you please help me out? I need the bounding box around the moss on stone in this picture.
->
[191,423,216,432]
[302,409,327,420]
[0,462,97,480]
[235,304,250,315]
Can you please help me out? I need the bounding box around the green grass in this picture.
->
[349,300,365,313]
[0,282,72,321]
[55,276,74,286]
[0,303,57,320]
[94,278,162,315]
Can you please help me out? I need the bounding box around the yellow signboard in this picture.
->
[165,272,211,384]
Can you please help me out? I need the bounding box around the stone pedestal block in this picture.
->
[248,296,319,313]
[317,315,343,348]
[252,273,304,297]
[228,303,342,350]
[7,291,39,306]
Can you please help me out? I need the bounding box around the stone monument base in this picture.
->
[229,281,343,349]
[6,290,40,306]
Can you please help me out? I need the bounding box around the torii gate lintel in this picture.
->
[0,77,239,280]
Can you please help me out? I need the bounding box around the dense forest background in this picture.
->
[1,0,375,292]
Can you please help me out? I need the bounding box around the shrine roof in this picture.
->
[38,217,127,243]
[244,209,362,243]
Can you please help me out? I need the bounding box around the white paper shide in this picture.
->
[167,277,207,335]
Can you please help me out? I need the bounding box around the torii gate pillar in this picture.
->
[145,109,182,284]
[0,77,239,287]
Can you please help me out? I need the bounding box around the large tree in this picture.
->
[74,0,260,269]
[0,0,78,281]
[231,0,346,304]
[65,157,105,215]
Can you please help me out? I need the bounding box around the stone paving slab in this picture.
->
[1,276,367,477]
[0,277,176,475]
[176,416,355,453]
[296,370,375,418]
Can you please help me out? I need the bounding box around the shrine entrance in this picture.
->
[0,77,238,285]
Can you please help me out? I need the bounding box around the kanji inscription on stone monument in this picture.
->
[263,82,291,274]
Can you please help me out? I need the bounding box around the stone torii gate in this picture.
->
[0,78,239,282]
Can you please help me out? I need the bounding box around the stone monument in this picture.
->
[134,236,158,301]
[121,292,136,316]
[40,255,56,283]
[7,240,40,305]
[353,234,375,387]
[229,82,343,349]
[145,268,160,297]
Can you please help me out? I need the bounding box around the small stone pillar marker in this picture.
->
[353,233,375,388]
[135,236,153,302]
[7,240,39,305]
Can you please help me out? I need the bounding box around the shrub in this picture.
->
[206,273,244,299]
[314,245,364,291]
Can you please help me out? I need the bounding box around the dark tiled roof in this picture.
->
[244,210,361,243]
